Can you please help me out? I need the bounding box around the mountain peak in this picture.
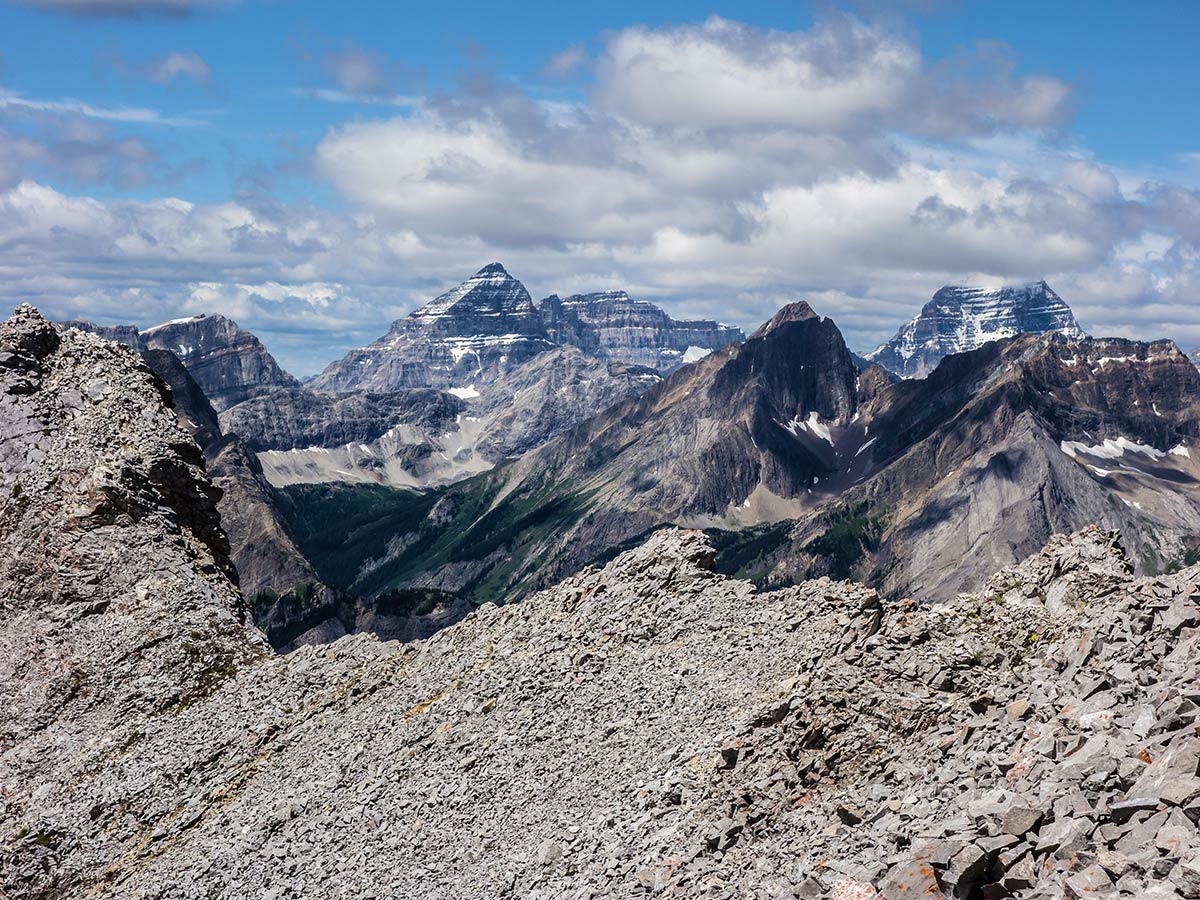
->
[410,264,534,320]
[867,280,1084,378]
[751,300,820,339]
[140,312,299,411]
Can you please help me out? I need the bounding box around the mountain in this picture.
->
[8,354,1200,900]
[255,347,662,489]
[279,301,862,598]
[542,289,743,371]
[141,313,301,411]
[221,386,464,454]
[310,263,555,394]
[1190,347,1200,370]
[283,302,1200,607]
[752,332,1200,599]
[310,263,746,396]
[1,306,268,839]
[866,281,1085,378]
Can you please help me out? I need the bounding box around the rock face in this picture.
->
[866,281,1084,378]
[50,316,474,652]
[8,443,1200,900]
[759,332,1200,600]
[141,314,300,411]
[219,385,464,453]
[139,348,224,449]
[256,347,663,489]
[0,305,268,896]
[542,289,743,372]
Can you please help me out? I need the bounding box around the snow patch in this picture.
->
[447,385,480,400]
[1060,436,1166,460]
[682,346,712,364]
[801,411,834,446]
[1169,443,1191,458]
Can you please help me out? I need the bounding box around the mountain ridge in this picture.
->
[310,264,746,394]
[289,306,1200,607]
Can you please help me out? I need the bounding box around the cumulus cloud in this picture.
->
[9,0,234,17]
[594,16,1073,137]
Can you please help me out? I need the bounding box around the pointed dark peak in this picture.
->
[475,262,510,277]
[750,301,820,339]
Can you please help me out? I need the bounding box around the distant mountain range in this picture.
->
[310,263,741,394]
[54,266,1200,649]
[290,298,1198,617]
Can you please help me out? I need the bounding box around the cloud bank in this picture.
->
[7,12,1200,372]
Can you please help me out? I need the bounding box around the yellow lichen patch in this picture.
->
[401,692,445,722]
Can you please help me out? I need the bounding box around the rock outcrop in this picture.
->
[52,315,474,651]
[0,305,268,897]
[58,319,145,351]
[866,281,1084,378]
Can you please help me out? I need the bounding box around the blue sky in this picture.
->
[1,0,1198,373]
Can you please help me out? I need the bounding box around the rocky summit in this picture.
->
[867,282,1084,379]
[542,289,744,372]
[309,263,557,394]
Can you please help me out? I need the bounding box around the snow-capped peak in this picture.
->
[865,281,1085,379]
[409,263,535,320]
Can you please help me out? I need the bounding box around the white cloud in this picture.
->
[148,51,212,87]
[594,16,1073,137]
[0,89,204,126]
